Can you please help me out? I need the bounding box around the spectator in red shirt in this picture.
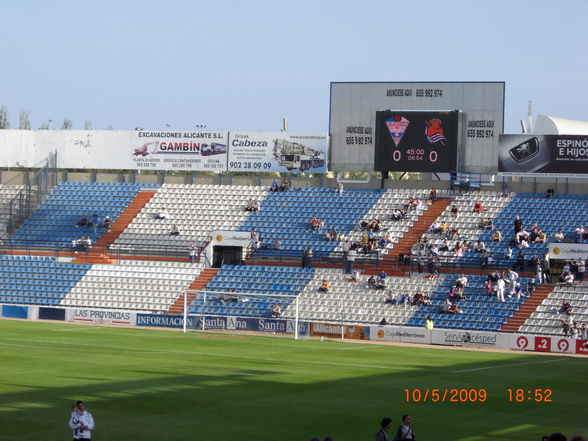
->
[473,201,484,213]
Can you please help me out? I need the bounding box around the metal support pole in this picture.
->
[294,296,300,341]
[202,293,207,331]
[183,292,187,333]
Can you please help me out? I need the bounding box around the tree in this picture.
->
[84,120,92,130]
[61,118,73,129]
[19,111,31,129]
[0,106,9,129]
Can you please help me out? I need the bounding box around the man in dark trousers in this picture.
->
[514,216,523,235]
[392,414,415,441]
[375,417,393,441]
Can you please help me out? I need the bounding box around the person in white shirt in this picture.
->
[156,208,169,219]
[69,400,94,440]
[496,278,506,302]
[456,274,468,288]
[507,270,519,297]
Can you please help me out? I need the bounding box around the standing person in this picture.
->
[577,258,586,283]
[69,400,94,441]
[345,248,357,274]
[392,414,415,441]
[305,247,313,269]
[301,247,308,268]
[188,243,198,263]
[375,417,393,441]
[496,277,506,302]
[514,215,523,235]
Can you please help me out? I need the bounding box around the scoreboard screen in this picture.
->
[374,110,459,172]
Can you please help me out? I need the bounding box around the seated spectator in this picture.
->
[325,227,338,241]
[367,275,377,289]
[375,277,387,290]
[245,199,259,212]
[478,218,493,230]
[422,294,431,306]
[359,219,369,229]
[318,280,329,293]
[76,216,90,228]
[414,198,422,209]
[474,240,486,253]
[390,209,403,221]
[336,182,344,193]
[519,238,530,249]
[440,298,452,313]
[492,229,502,242]
[102,216,112,230]
[155,208,169,219]
[406,197,416,210]
[485,279,493,296]
[429,187,437,201]
[369,219,381,232]
[545,187,554,199]
[448,303,460,314]
[454,242,463,258]
[527,279,537,295]
[318,219,325,230]
[310,216,319,230]
[456,274,468,288]
[501,185,510,197]
[348,269,360,283]
[473,201,484,213]
[555,230,565,243]
[559,300,571,314]
[429,220,441,234]
[272,304,282,317]
[73,236,91,252]
[450,205,459,217]
[535,230,547,244]
[272,238,282,250]
[399,290,410,307]
[516,229,529,243]
[170,224,180,236]
[412,291,424,306]
[559,272,575,286]
[449,227,460,240]
[384,291,396,305]
[279,181,289,192]
[504,246,513,259]
[90,214,100,228]
[270,180,279,192]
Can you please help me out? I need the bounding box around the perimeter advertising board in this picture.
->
[228,132,327,173]
[329,82,504,173]
[548,243,588,260]
[498,135,588,176]
[374,111,459,172]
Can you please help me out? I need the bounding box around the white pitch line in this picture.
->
[0,338,404,371]
[453,357,567,373]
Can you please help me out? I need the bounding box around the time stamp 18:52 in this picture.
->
[403,388,553,403]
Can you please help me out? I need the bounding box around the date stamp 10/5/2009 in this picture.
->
[403,389,553,403]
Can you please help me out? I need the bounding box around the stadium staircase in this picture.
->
[500,284,555,333]
[386,198,450,258]
[167,268,219,314]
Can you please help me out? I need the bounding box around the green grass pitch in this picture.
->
[0,319,586,441]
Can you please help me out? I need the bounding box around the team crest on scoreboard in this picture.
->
[385,116,410,147]
[425,118,447,146]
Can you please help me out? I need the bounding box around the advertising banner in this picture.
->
[548,243,588,260]
[0,130,228,171]
[498,135,588,176]
[374,110,459,172]
[575,340,588,355]
[211,231,252,247]
[369,326,432,344]
[311,323,370,340]
[431,329,498,348]
[1,305,28,319]
[329,82,504,173]
[72,309,136,326]
[510,334,576,354]
[228,132,327,173]
[136,314,197,329]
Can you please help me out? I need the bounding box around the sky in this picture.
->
[1,0,587,134]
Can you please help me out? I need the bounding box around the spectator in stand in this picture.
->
[450,205,459,217]
[473,201,484,213]
[318,219,325,230]
[367,275,377,289]
[545,187,555,199]
[318,280,329,293]
[441,298,452,313]
[422,293,431,306]
[425,316,434,329]
[492,229,502,242]
[369,219,381,232]
[485,279,493,296]
[412,291,423,306]
[496,277,506,302]
[102,216,112,230]
[527,278,537,295]
[245,199,260,212]
[336,182,344,194]
[448,303,460,314]
[562,312,574,336]
[348,269,360,283]
[575,225,586,243]
[474,240,486,253]
[269,180,279,192]
[558,300,571,314]
[390,209,403,221]
[170,224,180,236]
[188,243,198,263]
[305,247,313,268]
[562,272,575,287]
[310,216,319,230]
[429,187,437,202]
[384,291,396,305]
[156,208,169,219]
[507,269,519,297]
[279,181,289,192]
[478,217,493,229]
[535,230,547,244]
[376,271,388,289]
[576,258,586,283]
[555,229,565,243]
[514,215,523,235]
[580,323,588,340]
[90,214,100,232]
[399,290,410,308]
[272,304,282,317]
[501,184,510,197]
[76,216,90,228]
[456,274,468,289]
[345,248,357,274]
[516,251,525,272]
